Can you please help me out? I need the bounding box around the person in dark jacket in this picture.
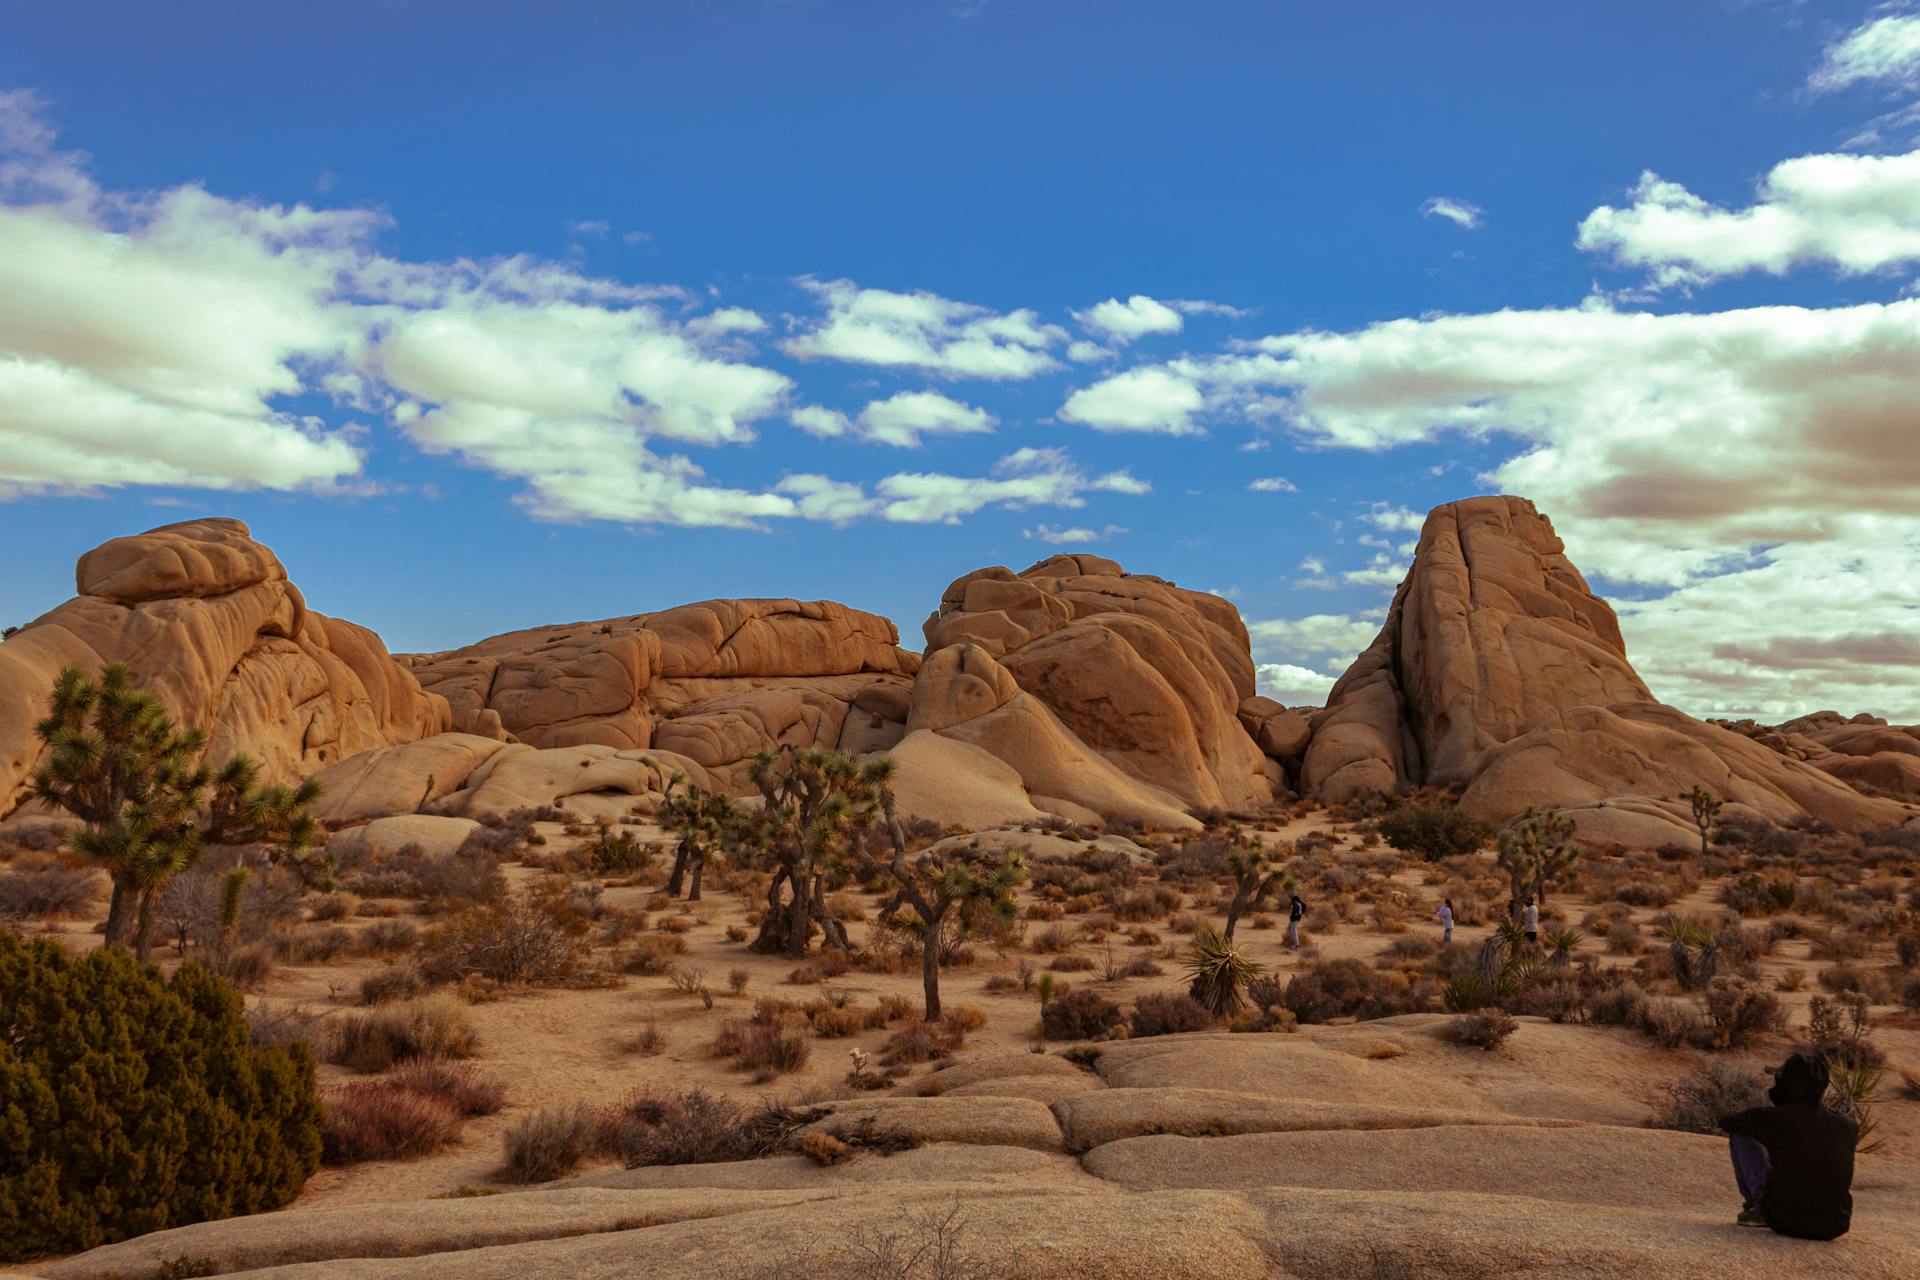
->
[1717,1052,1854,1239]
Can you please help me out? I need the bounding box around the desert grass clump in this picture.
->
[610,1089,819,1168]
[1445,1008,1517,1051]
[501,1104,603,1183]
[330,993,478,1073]
[0,858,100,919]
[620,933,688,974]
[385,1058,506,1116]
[360,964,428,1005]
[736,1024,812,1079]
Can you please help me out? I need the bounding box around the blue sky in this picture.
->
[3,1,1920,719]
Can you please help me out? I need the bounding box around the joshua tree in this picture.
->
[31,663,320,960]
[659,773,747,902]
[868,765,1028,1020]
[1494,807,1581,916]
[1682,785,1722,859]
[746,745,888,958]
[1221,832,1292,942]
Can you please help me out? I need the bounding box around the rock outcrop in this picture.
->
[1301,497,1915,844]
[889,554,1274,830]
[1716,712,1920,802]
[41,1018,1920,1280]
[0,520,449,817]
[398,601,918,794]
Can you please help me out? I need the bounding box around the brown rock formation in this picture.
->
[399,600,919,793]
[1302,497,1915,843]
[894,554,1272,827]
[1771,711,1920,799]
[0,519,449,816]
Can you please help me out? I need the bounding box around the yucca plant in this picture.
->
[1185,925,1262,1016]
[1543,927,1585,965]
[1826,1055,1885,1155]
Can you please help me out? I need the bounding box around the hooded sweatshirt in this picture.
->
[1718,1053,1855,1240]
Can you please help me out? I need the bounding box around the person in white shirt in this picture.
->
[1523,897,1540,944]
[1435,898,1454,945]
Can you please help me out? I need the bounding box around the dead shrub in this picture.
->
[420,882,588,985]
[1041,988,1123,1041]
[360,964,428,1005]
[323,1081,464,1164]
[1445,1008,1516,1051]
[1648,1061,1770,1134]
[1129,992,1213,1037]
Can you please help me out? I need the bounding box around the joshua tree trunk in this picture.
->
[102,876,134,950]
[666,838,692,896]
[686,850,705,902]
[133,886,162,963]
[786,864,812,959]
[919,908,946,1021]
[813,872,850,951]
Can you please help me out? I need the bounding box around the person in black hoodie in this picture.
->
[1717,1052,1855,1239]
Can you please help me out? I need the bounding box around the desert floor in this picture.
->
[7,807,1919,1278]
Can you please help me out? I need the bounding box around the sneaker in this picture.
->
[1737,1208,1768,1228]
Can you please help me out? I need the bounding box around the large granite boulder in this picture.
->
[0,519,449,816]
[400,600,918,792]
[890,554,1273,828]
[1301,498,1914,843]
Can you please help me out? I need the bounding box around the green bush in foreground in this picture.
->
[0,932,323,1260]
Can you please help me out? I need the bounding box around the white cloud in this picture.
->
[871,447,1147,524]
[854,390,995,447]
[1172,298,1253,318]
[774,473,876,525]
[1073,294,1183,343]
[1256,663,1340,706]
[1024,522,1128,544]
[1248,476,1297,493]
[781,277,1066,379]
[1420,196,1484,229]
[1066,340,1112,362]
[790,391,995,448]
[3,93,1088,533]
[1810,13,1920,94]
[0,96,367,495]
[568,219,610,237]
[1577,152,1920,286]
[1362,503,1426,533]
[1057,365,1205,434]
[1343,552,1408,586]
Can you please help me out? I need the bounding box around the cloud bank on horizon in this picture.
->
[2,5,1919,724]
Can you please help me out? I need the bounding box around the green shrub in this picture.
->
[0,933,322,1260]
[1377,801,1493,861]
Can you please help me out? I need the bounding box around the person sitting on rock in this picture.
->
[1717,1052,1854,1239]
[1285,892,1306,951]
